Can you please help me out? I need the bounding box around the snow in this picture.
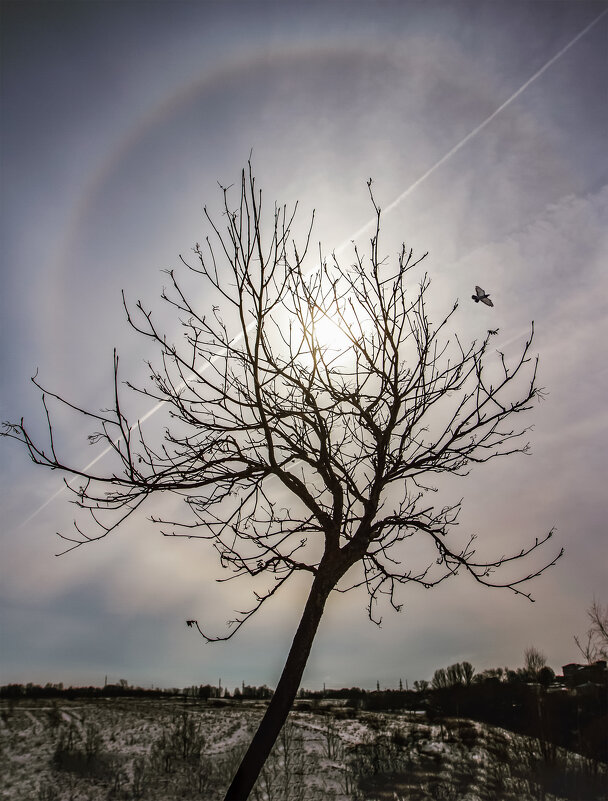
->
[0,698,606,800]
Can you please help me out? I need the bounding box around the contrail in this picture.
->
[334,7,608,255]
[21,8,607,527]
[19,396,173,528]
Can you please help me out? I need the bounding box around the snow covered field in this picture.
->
[1,698,606,800]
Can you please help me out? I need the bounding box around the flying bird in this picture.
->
[472,286,494,307]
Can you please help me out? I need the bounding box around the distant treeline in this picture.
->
[424,672,605,766]
[0,683,172,700]
[2,660,605,766]
[0,681,273,701]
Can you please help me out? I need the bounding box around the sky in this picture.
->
[1,0,607,694]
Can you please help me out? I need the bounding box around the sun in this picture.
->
[310,312,353,355]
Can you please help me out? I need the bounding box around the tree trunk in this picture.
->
[223,566,337,800]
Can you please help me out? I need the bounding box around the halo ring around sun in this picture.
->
[43,27,577,372]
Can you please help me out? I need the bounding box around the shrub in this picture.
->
[37,782,59,801]
[46,702,62,732]
[322,715,344,760]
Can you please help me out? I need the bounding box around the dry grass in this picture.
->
[1,698,605,801]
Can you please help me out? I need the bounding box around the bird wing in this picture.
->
[480,296,494,307]
[475,286,485,297]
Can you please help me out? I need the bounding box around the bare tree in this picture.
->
[461,661,475,686]
[432,668,449,690]
[3,163,562,800]
[524,646,547,679]
[575,599,608,663]
[434,661,475,688]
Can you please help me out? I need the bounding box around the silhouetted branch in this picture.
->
[2,162,564,801]
[575,598,608,662]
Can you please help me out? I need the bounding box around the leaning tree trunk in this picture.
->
[223,565,338,801]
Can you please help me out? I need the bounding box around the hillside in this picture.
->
[2,697,606,800]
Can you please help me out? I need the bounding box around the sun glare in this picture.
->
[311,313,353,355]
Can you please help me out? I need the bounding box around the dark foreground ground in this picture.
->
[1,697,606,800]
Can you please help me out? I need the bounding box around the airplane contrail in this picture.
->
[334,7,608,255]
[20,8,607,528]
[19,394,176,528]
